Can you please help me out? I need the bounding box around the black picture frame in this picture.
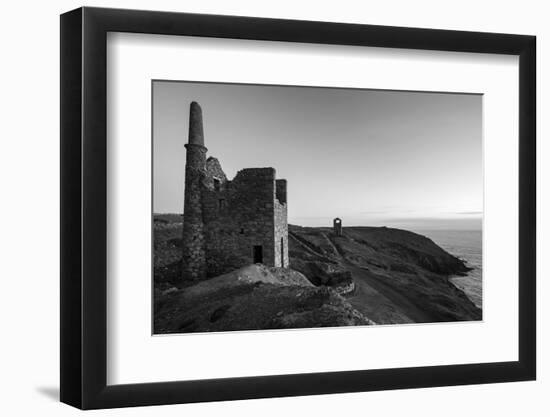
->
[60,6,536,410]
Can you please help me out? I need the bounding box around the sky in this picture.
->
[153,81,482,231]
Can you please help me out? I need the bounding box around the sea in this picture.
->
[415,229,483,309]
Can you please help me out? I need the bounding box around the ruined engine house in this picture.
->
[181,101,289,281]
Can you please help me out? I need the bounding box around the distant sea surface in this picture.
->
[415,229,482,309]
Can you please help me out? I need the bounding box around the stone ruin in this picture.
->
[181,101,289,280]
[333,217,343,236]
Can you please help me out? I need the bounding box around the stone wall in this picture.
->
[182,156,288,279]
[276,179,287,204]
[274,179,288,268]
[202,167,281,277]
[181,143,207,280]
[274,197,288,268]
[205,157,227,187]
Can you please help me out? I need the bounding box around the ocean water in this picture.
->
[415,229,483,309]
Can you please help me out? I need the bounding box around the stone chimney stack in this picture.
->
[333,218,343,236]
[181,102,207,280]
[188,101,205,146]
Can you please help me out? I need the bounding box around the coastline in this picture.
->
[415,229,482,309]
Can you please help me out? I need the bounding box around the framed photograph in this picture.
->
[60,7,536,409]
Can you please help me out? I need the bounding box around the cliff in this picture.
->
[288,225,481,324]
[153,215,481,333]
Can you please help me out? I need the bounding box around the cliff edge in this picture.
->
[288,225,481,324]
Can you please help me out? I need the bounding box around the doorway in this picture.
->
[253,245,263,264]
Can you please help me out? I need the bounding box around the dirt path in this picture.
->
[319,232,342,257]
[324,233,432,324]
[288,232,328,259]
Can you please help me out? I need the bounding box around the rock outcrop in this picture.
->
[154,264,373,333]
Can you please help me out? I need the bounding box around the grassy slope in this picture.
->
[153,215,481,333]
[289,225,481,324]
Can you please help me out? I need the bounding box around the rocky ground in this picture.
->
[153,214,481,333]
[154,264,373,333]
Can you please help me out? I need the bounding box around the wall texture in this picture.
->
[202,166,288,276]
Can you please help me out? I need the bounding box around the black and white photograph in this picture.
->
[152,81,483,334]
[0,0,544,414]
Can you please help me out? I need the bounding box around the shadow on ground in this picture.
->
[36,386,59,401]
